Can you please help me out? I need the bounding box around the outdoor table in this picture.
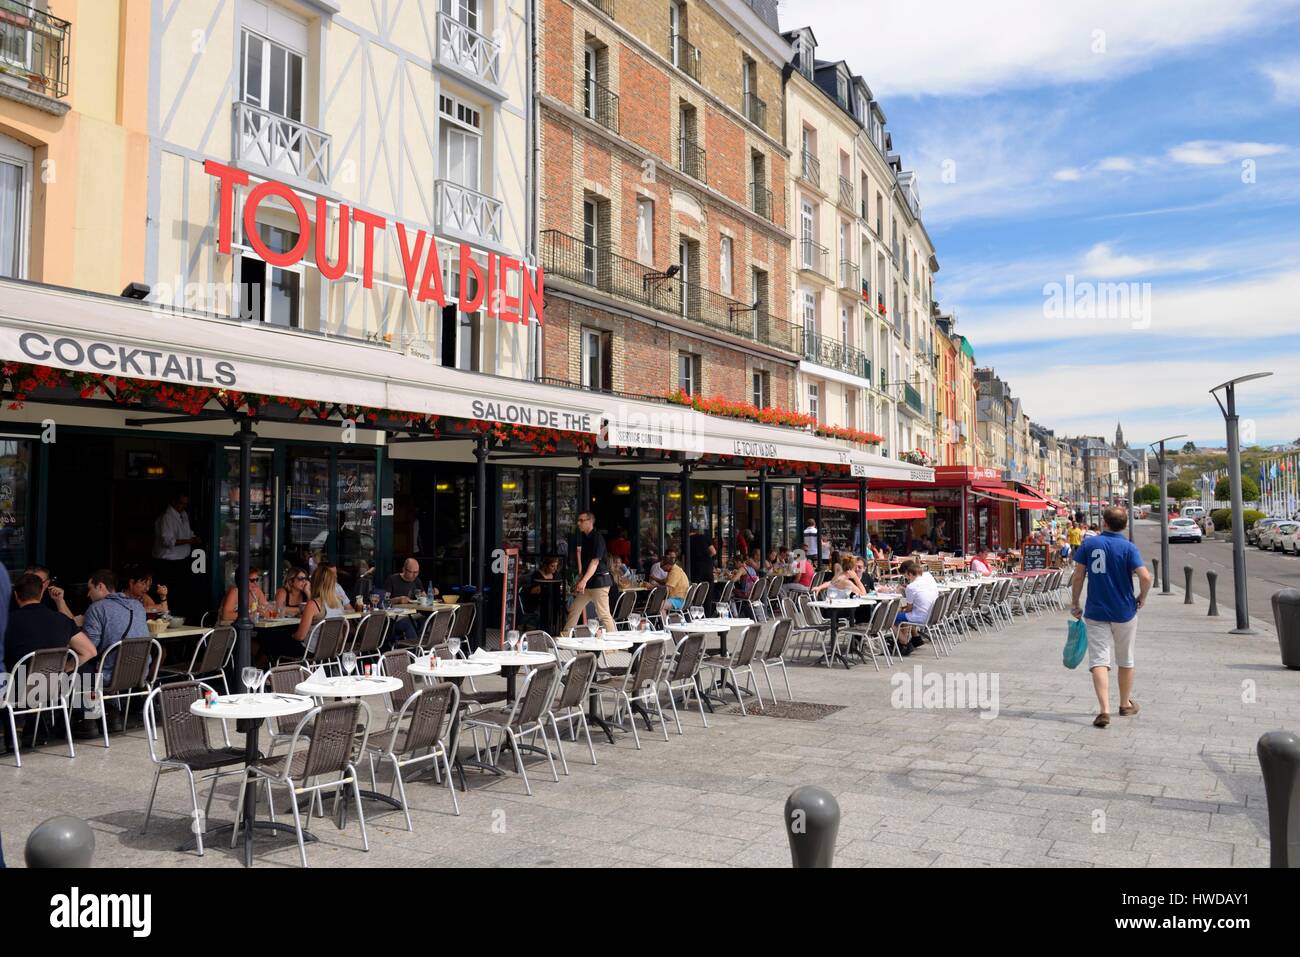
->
[667,618,755,705]
[810,599,877,669]
[153,624,209,640]
[466,649,555,703]
[189,692,313,867]
[554,635,637,745]
[409,657,503,789]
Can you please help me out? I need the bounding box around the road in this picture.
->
[1130,518,1300,626]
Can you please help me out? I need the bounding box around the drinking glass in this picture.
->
[717,604,731,620]
[448,636,462,658]
[506,630,520,652]
[690,606,705,622]
[520,635,529,653]
[628,612,642,630]
[342,652,357,677]
[241,667,261,695]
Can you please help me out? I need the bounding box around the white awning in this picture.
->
[0,278,931,483]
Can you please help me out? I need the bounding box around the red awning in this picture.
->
[802,490,927,520]
[975,488,1052,511]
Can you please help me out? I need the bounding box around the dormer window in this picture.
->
[837,72,847,107]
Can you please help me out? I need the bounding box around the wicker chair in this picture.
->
[462,661,560,796]
[157,626,236,693]
[756,618,794,701]
[642,586,667,627]
[245,700,372,867]
[448,604,476,647]
[141,680,248,856]
[364,683,460,827]
[611,590,635,625]
[92,637,162,747]
[545,653,598,773]
[404,608,453,653]
[657,632,708,733]
[376,649,419,730]
[590,639,669,749]
[2,647,79,766]
[700,624,764,716]
[261,664,311,753]
[349,612,389,665]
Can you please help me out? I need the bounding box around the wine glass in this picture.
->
[628,612,642,631]
[717,604,731,620]
[506,630,520,652]
[241,667,261,696]
[341,652,357,677]
[448,636,462,659]
[690,605,705,622]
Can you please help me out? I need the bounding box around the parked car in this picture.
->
[1257,521,1292,551]
[1249,518,1285,546]
[1280,524,1300,555]
[1168,518,1203,543]
[1265,521,1300,553]
[1181,505,1207,521]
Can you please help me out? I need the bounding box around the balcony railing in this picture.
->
[743,90,766,128]
[750,181,773,222]
[670,34,699,81]
[539,229,798,353]
[0,1,69,99]
[799,238,829,278]
[678,137,706,183]
[435,179,503,244]
[798,329,871,381]
[838,259,859,292]
[588,0,615,17]
[904,383,924,415]
[800,150,821,189]
[879,367,888,390]
[436,12,501,88]
[234,101,332,184]
[838,175,854,210]
[584,78,620,133]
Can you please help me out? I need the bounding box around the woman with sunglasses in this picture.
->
[218,567,270,625]
[274,567,311,613]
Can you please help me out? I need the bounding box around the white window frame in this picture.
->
[240,29,305,122]
[719,235,733,296]
[581,327,605,390]
[582,199,599,285]
[0,133,33,281]
[751,370,769,409]
[583,44,598,119]
[808,382,820,422]
[237,208,305,329]
[441,0,481,32]
[678,351,699,396]
[439,93,484,193]
[801,289,816,337]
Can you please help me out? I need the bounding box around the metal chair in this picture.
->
[462,662,560,795]
[349,612,389,665]
[643,586,667,627]
[2,647,78,766]
[700,624,764,716]
[245,700,372,867]
[158,626,237,693]
[591,639,670,749]
[364,683,460,827]
[657,632,709,733]
[545,653,599,772]
[611,589,635,625]
[294,617,350,672]
[92,637,163,747]
[404,608,453,653]
[141,680,248,856]
[756,618,794,700]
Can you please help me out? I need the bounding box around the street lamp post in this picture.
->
[1211,373,1273,635]
[1148,434,1187,596]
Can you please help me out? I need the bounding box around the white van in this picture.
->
[1181,505,1206,521]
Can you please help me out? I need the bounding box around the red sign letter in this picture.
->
[521,265,545,325]
[315,197,350,281]
[396,223,428,297]
[353,209,388,289]
[243,180,311,268]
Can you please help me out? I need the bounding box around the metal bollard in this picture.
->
[1151,558,1160,590]
[785,785,840,868]
[1206,571,1220,617]
[1184,566,1194,604]
[1273,589,1300,671]
[1257,731,1300,868]
[25,816,95,868]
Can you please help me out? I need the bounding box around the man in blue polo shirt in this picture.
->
[1070,506,1152,728]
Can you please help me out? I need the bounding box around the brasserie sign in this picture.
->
[204,161,545,325]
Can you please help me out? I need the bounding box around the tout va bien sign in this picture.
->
[203,160,545,325]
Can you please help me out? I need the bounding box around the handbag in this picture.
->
[1063,617,1088,669]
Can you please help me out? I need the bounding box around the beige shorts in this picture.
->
[1085,617,1137,670]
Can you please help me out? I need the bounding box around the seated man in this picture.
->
[8,565,78,623]
[3,573,98,750]
[659,553,690,610]
[893,559,939,656]
[381,557,436,645]
[970,549,994,576]
[81,570,151,718]
[649,549,679,587]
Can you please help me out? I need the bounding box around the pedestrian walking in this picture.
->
[1069,506,1152,728]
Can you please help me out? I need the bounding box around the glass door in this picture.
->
[286,452,330,574]
[218,447,275,593]
[336,456,377,598]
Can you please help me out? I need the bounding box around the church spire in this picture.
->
[1115,421,1125,449]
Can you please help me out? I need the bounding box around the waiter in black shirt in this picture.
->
[562,512,617,633]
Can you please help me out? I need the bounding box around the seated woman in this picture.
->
[780,551,816,597]
[122,563,169,616]
[289,565,346,656]
[970,549,994,576]
[810,555,868,599]
[728,555,758,600]
[219,568,270,624]
[274,567,312,613]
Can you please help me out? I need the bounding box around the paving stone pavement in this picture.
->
[0,585,1292,868]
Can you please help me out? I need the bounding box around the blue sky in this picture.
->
[796,0,1300,447]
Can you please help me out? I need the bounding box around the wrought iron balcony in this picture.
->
[588,0,615,16]
[750,181,774,222]
[539,229,798,354]
[838,175,854,211]
[0,1,69,99]
[670,34,699,81]
[233,101,332,184]
[435,180,503,244]
[838,259,859,293]
[800,150,821,189]
[904,383,925,415]
[798,329,871,381]
[799,238,829,279]
[678,137,706,183]
[583,78,620,133]
[436,12,501,88]
[743,91,766,128]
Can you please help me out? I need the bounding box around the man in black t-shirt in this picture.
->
[562,512,617,633]
[4,574,97,675]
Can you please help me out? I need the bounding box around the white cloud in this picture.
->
[1166,140,1288,165]
[796,0,1300,97]
[1097,156,1138,172]
[1261,57,1300,102]
[1080,242,1213,278]
[1053,167,1084,182]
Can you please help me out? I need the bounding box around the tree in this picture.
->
[1215,475,1260,501]
[1166,479,1195,501]
[1134,484,1160,504]
[1181,441,1197,454]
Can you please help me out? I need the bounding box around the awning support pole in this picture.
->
[858,478,867,556]
[474,435,488,651]
[235,415,256,688]
[815,477,824,565]
[758,466,769,572]
[579,454,592,513]
[681,458,693,575]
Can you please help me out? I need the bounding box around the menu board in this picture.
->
[499,546,521,645]
[1022,544,1048,570]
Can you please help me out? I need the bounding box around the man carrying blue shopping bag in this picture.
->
[1069,506,1152,728]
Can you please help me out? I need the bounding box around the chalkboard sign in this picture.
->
[1022,544,1048,570]
[499,547,521,645]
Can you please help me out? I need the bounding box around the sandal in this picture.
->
[1093,712,1110,728]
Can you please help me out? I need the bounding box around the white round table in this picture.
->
[667,618,754,656]
[295,675,402,698]
[810,601,875,670]
[617,629,676,645]
[468,650,555,702]
[555,636,634,653]
[189,693,313,867]
[409,657,501,680]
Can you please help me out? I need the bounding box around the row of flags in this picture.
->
[1258,453,1300,518]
